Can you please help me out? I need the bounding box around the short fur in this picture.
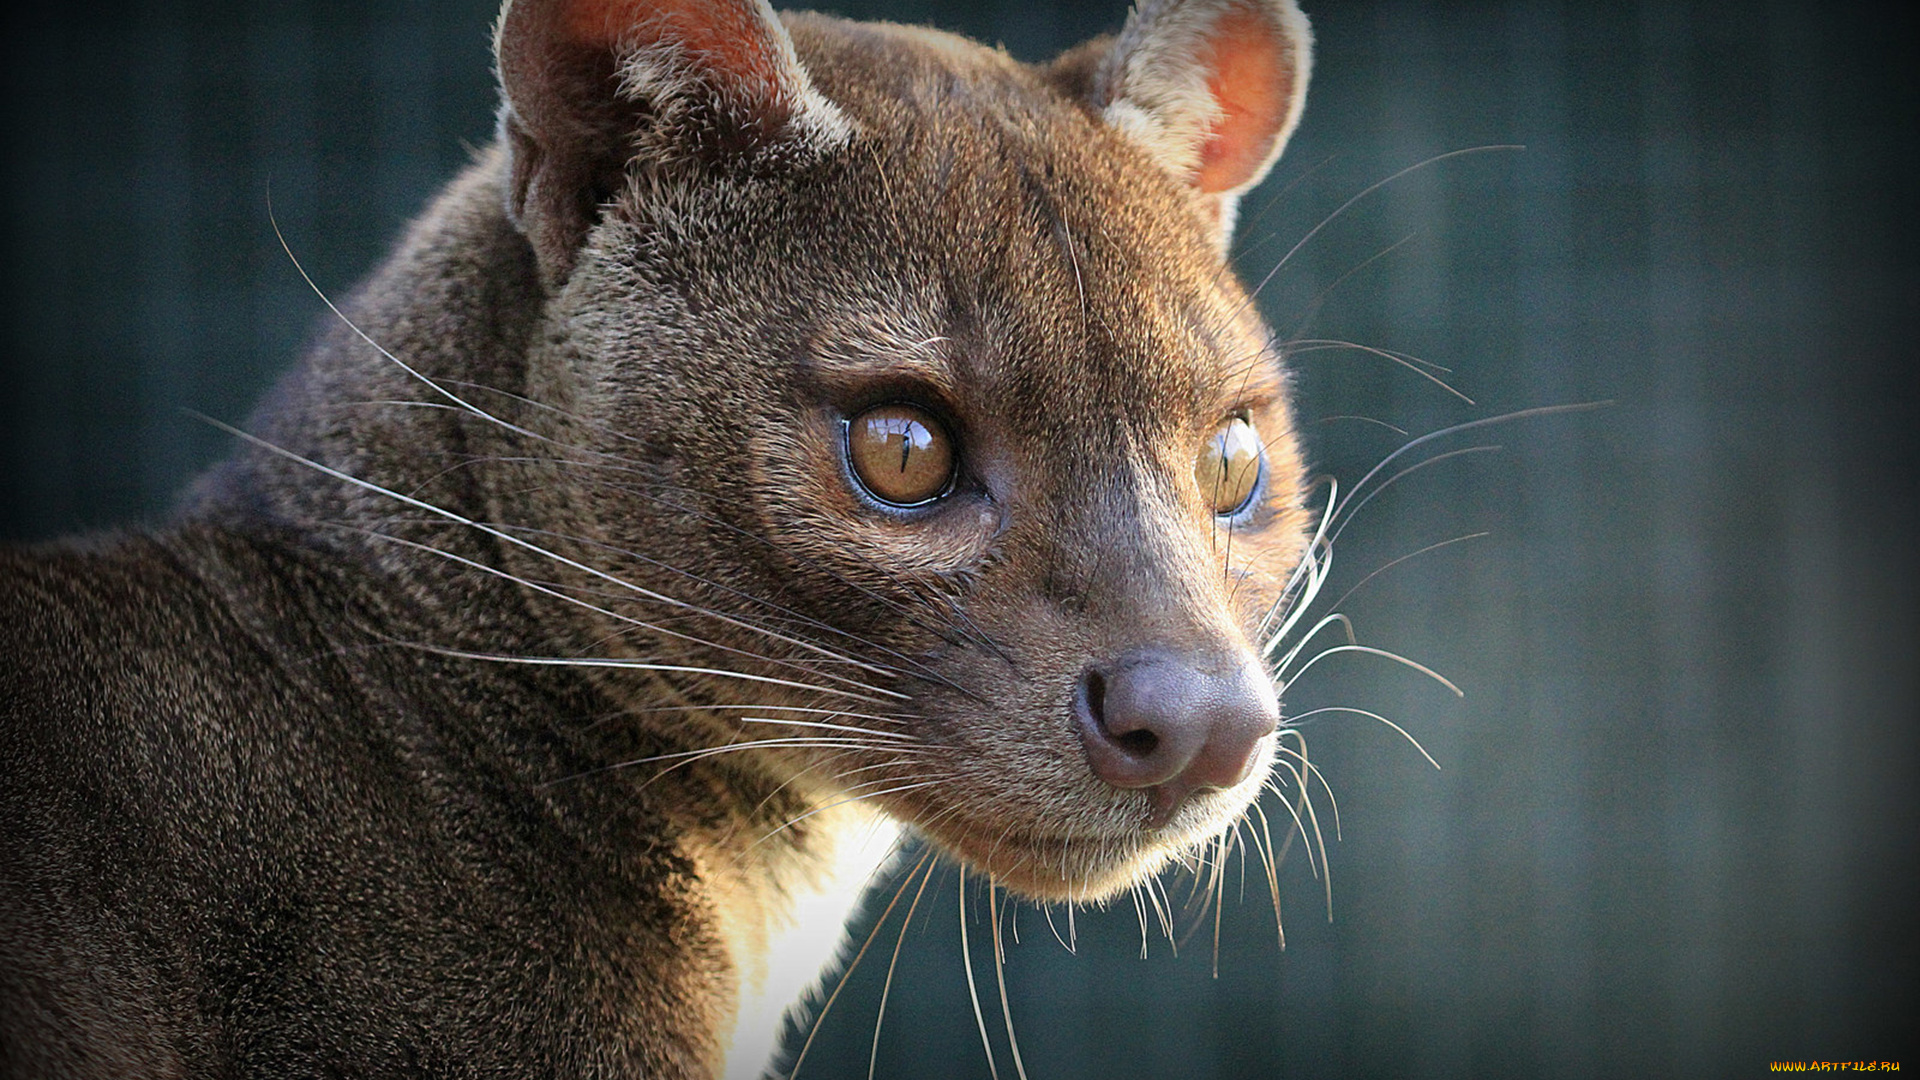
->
[1,1,1315,1076]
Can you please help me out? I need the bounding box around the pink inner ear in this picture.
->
[1195,7,1294,195]
[561,0,790,105]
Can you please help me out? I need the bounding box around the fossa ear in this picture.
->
[1091,0,1312,248]
[493,0,853,284]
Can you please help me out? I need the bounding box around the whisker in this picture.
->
[1279,642,1463,698]
[408,645,904,704]
[1131,884,1150,959]
[1285,706,1442,771]
[1282,232,1421,341]
[1285,337,1455,377]
[1062,218,1088,324]
[1327,402,1611,530]
[621,703,918,727]
[1327,444,1503,547]
[1040,903,1074,954]
[1271,737,1344,839]
[269,202,595,453]
[436,377,648,448]
[1227,150,1342,262]
[958,868,1003,1080]
[1146,875,1176,948]
[1246,799,1287,950]
[448,521,924,694]
[581,472,1008,662]
[1268,742,1338,915]
[331,527,911,703]
[486,519,969,693]
[1266,610,1357,670]
[1261,769,1320,882]
[867,850,941,1080]
[1323,532,1489,615]
[193,420,910,702]
[1283,338,1472,403]
[333,398,463,412]
[735,716,917,741]
[989,887,1031,1080]
[746,779,947,854]
[542,737,925,789]
[1255,476,1338,645]
[786,846,935,1080]
[1212,827,1235,974]
[1313,414,1410,435]
[1233,145,1524,318]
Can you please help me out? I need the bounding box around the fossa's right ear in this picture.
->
[493,0,853,285]
[1079,0,1312,250]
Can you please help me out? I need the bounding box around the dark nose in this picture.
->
[1073,649,1280,827]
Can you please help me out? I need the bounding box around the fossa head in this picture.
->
[488,0,1315,902]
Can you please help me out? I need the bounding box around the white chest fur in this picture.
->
[720,809,903,1080]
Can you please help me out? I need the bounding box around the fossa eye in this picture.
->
[1196,416,1263,516]
[846,404,955,507]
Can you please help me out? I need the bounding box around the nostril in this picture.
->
[1078,668,1159,758]
[1080,668,1106,723]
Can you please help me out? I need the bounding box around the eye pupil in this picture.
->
[848,404,955,506]
[1197,417,1262,515]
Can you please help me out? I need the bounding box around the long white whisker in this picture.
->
[269,204,583,452]
[1040,904,1068,953]
[746,780,945,854]
[486,519,960,690]
[1131,885,1150,959]
[436,377,647,447]
[1328,402,1611,528]
[545,738,927,790]
[1314,414,1410,435]
[989,887,1031,1080]
[1268,738,1338,916]
[1279,643,1464,697]
[1246,800,1287,950]
[1327,445,1502,547]
[1285,706,1442,770]
[1261,766,1320,881]
[958,869,1002,1080]
[1233,145,1524,321]
[1281,232,1421,341]
[785,847,934,1080]
[1283,338,1473,403]
[867,852,940,1080]
[628,738,926,767]
[1324,532,1489,615]
[1257,478,1338,646]
[1147,876,1175,947]
[735,716,917,741]
[1271,741,1344,842]
[624,703,916,726]
[193,417,911,701]
[1268,611,1358,672]
[405,645,901,704]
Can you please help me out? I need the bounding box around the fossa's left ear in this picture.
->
[494,0,853,285]
[1087,0,1312,248]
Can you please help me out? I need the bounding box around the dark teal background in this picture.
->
[4,1,1914,1076]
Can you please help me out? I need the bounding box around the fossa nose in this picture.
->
[1072,647,1280,828]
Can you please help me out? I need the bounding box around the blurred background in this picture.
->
[3,0,1913,1076]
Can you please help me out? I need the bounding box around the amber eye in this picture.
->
[846,404,956,507]
[1196,417,1263,516]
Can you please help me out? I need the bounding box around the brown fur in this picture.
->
[1,1,1315,1075]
